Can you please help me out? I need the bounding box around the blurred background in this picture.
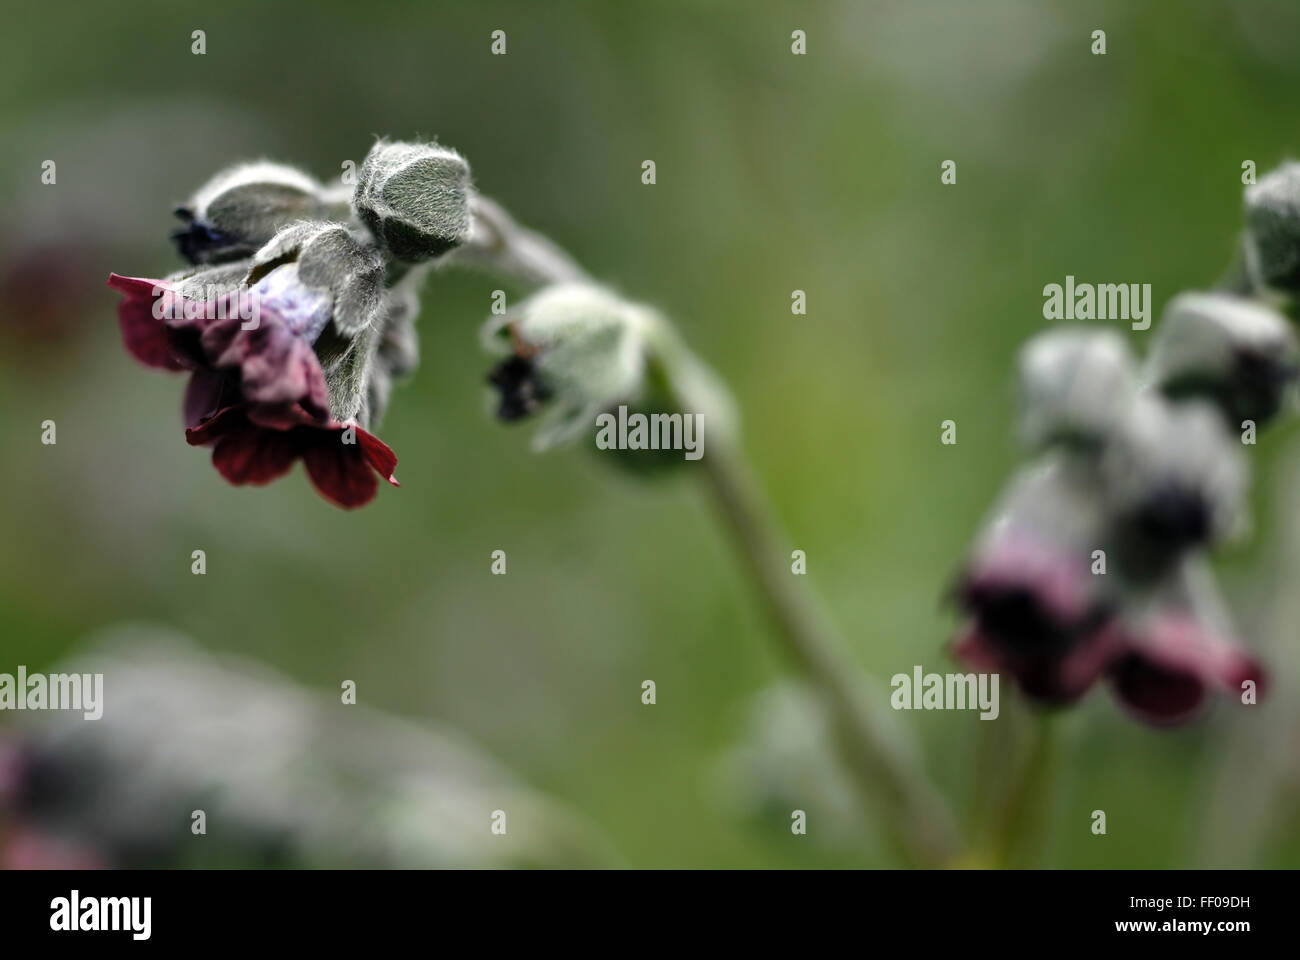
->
[2,0,1299,867]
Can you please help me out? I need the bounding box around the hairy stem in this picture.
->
[698,434,960,865]
[455,193,960,866]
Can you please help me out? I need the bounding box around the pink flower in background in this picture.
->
[951,534,1268,725]
[1105,614,1266,726]
[953,534,1118,706]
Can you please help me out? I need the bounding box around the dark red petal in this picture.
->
[951,622,1120,707]
[107,273,168,299]
[1108,615,1267,726]
[186,405,252,446]
[183,370,232,429]
[357,427,399,486]
[211,428,299,486]
[1110,655,1206,726]
[301,435,379,508]
[108,273,185,371]
[245,402,323,432]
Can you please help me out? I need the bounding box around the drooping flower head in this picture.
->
[481,282,737,466]
[483,283,654,450]
[112,142,483,508]
[954,322,1268,724]
[108,219,399,508]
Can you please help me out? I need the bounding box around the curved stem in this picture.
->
[699,435,960,865]
[982,711,1059,869]
[453,194,961,866]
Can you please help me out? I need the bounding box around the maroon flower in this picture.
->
[185,397,398,509]
[108,272,398,508]
[952,533,1268,725]
[1105,614,1267,726]
[109,273,331,417]
[953,533,1118,705]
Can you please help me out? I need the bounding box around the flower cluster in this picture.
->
[110,142,471,507]
[952,169,1300,725]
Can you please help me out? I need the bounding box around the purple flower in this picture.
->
[108,272,398,508]
[1105,613,1266,726]
[953,532,1118,705]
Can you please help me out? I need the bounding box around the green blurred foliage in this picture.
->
[1,0,1298,867]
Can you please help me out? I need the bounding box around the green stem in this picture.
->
[457,195,961,866]
[983,712,1059,869]
[699,434,961,867]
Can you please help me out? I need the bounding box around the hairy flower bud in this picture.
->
[1243,162,1300,293]
[353,140,472,263]
[483,283,653,450]
[1017,328,1139,451]
[173,162,327,266]
[1147,291,1298,426]
[1101,398,1247,571]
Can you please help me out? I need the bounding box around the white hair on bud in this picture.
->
[190,161,323,218]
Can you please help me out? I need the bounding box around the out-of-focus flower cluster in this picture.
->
[109,141,472,508]
[953,166,1300,726]
[0,627,615,868]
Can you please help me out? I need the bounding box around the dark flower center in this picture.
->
[1134,486,1210,548]
[487,355,552,422]
[170,208,251,265]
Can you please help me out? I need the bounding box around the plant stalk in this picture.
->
[453,193,961,866]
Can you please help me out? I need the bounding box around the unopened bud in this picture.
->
[1147,291,1297,425]
[173,162,326,265]
[1018,328,1139,451]
[1243,162,1300,293]
[353,140,472,262]
[1101,398,1247,567]
[482,283,651,449]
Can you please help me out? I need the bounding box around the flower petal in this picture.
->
[183,370,234,429]
[1108,614,1266,726]
[357,427,399,486]
[108,273,185,371]
[211,428,299,486]
[245,402,322,432]
[201,316,330,419]
[301,435,380,508]
[185,404,250,446]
